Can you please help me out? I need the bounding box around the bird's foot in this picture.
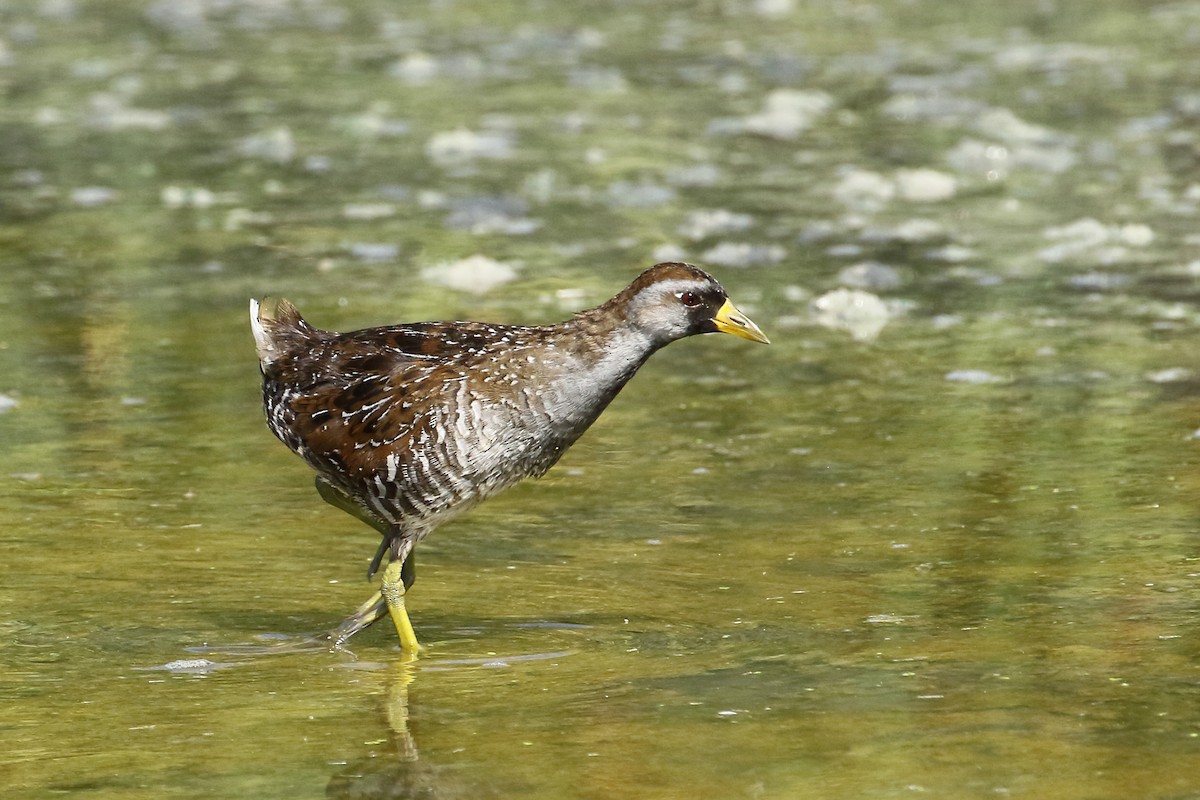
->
[325,590,387,651]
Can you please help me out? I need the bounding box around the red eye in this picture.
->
[679,291,702,307]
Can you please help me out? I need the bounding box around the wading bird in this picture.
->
[250,262,768,657]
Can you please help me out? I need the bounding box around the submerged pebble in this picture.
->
[70,186,117,207]
[1067,271,1132,291]
[678,208,755,241]
[949,107,1079,179]
[838,261,904,291]
[753,0,796,18]
[163,658,214,671]
[926,244,976,263]
[223,208,273,231]
[701,241,786,268]
[740,89,835,140]
[894,168,957,202]
[389,52,439,84]
[652,243,689,263]
[342,202,396,220]
[665,163,722,187]
[605,181,676,210]
[858,218,945,245]
[832,167,894,212]
[134,658,232,674]
[812,288,892,342]
[945,369,1005,384]
[1145,367,1193,384]
[442,195,540,235]
[161,186,217,209]
[238,127,295,163]
[708,89,834,139]
[421,254,518,294]
[1039,218,1155,264]
[338,108,411,138]
[87,92,171,131]
[347,242,399,262]
[426,129,513,166]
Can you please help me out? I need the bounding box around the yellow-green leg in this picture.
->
[314,477,420,657]
[327,554,420,655]
[380,559,420,658]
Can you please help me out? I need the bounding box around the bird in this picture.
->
[250,261,769,657]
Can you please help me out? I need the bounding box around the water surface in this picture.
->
[3,1,1200,798]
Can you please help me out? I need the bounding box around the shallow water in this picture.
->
[4,1,1200,798]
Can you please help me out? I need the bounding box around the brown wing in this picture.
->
[263,319,541,499]
[260,310,561,522]
[266,323,466,474]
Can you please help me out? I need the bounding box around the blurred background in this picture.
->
[3,1,1200,798]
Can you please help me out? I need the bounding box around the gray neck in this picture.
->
[543,322,658,431]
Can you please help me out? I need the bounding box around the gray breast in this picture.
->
[352,372,558,529]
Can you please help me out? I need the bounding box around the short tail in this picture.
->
[249,297,309,367]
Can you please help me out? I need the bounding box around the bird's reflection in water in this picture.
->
[325,661,498,800]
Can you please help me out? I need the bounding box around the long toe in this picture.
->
[327,591,388,650]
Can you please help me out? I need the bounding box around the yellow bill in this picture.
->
[713,298,770,344]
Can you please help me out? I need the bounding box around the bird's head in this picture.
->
[619,262,770,347]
